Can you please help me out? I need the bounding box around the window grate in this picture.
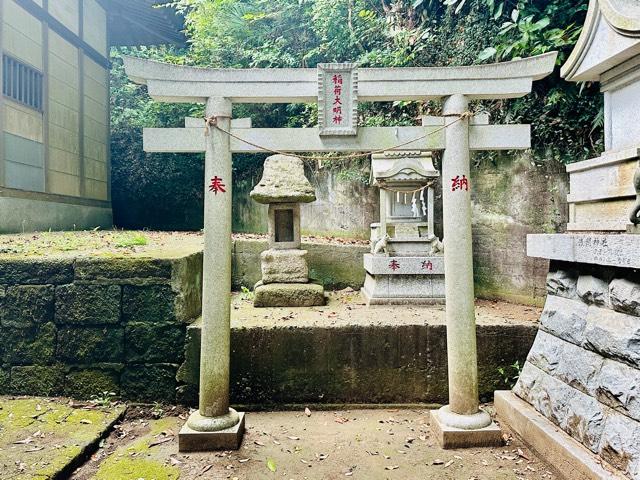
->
[2,54,43,112]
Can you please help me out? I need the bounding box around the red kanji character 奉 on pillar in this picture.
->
[389,259,401,271]
[209,176,226,195]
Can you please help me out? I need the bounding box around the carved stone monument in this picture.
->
[362,151,445,305]
[496,3,640,479]
[250,154,325,307]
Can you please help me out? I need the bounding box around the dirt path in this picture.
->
[71,407,559,480]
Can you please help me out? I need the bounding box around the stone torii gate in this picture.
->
[124,52,556,451]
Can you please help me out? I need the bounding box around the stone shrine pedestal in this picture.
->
[251,155,326,307]
[362,151,445,306]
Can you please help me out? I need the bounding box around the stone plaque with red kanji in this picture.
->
[318,63,358,136]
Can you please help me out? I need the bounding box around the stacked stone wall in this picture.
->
[515,261,640,479]
[0,253,203,403]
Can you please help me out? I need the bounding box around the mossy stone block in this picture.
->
[121,364,177,403]
[74,257,172,282]
[1,285,54,328]
[64,366,122,399]
[176,320,201,406]
[253,282,326,307]
[57,327,124,363]
[171,252,203,322]
[10,365,64,396]
[3,322,56,365]
[122,285,176,323]
[0,258,74,285]
[55,284,121,325]
[125,322,185,363]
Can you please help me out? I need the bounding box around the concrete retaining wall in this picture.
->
[0,251,202,403]
[0,244,538,405]
[177,318,537,407]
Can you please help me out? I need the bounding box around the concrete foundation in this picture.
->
[430,408,502,449]
[179,412,245,452]
[0,196,112,234]
[495,391,626,480]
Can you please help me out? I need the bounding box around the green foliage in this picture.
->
[112,0,603,229]
[114,232,148,248]
[497,360,522,388]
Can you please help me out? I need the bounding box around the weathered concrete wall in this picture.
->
[177,317,537,407]
[471,155,569,305]
[232,155,569,304]
[234,165,378,239]
[515,261,640,480]
[0,251,202,402]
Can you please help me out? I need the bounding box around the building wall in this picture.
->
[0,0,112,233]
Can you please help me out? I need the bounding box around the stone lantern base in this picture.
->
[254,281,326,307]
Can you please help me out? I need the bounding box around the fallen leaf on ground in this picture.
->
[305,407,311,417]
[385,465,399,470]
[444,460,454,468]
[432,459,444,465]
[200,464,213,475]
[517,448,531,461]
[266,458,277,472]
[254,440,265,446]
[149,437,173,447]
[287,436,300,440]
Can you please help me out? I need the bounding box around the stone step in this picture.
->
[177,300,538,407]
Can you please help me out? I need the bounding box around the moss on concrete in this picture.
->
[10,365,65,396]
[0,397,124,479]
[57,327,124,363]
[122,285,177,323]
[124,322,185,363]
[1,285,55,328]
[55,284,121,325]
[94,417,181,480]
[0,258,74,285]
[121,364,178,403]
[3,322,57,365]
[64,366,122,399]
[95,457,179,480]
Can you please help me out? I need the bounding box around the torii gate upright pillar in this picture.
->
[179,97,245,451]
[429,94,500,448]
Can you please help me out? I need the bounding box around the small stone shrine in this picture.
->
[362,150,445,305]
[250,154,326,307]
[496,2,640,479]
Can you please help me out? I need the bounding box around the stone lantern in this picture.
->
[250,154,326,307]
[362,150,445,305]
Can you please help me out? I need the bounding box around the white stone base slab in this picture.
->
[430,409,502,449]
[179,412,245,452]
[361,272,445,306]
[527,233,640,268]
[364,254,444,275]
[495,391,626,480]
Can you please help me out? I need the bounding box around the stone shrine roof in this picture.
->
[561,0,640,82]
[250,155,316,204]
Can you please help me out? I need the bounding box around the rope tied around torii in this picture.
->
[202,111,475,162]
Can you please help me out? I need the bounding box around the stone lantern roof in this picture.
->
[250,155,316,204]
